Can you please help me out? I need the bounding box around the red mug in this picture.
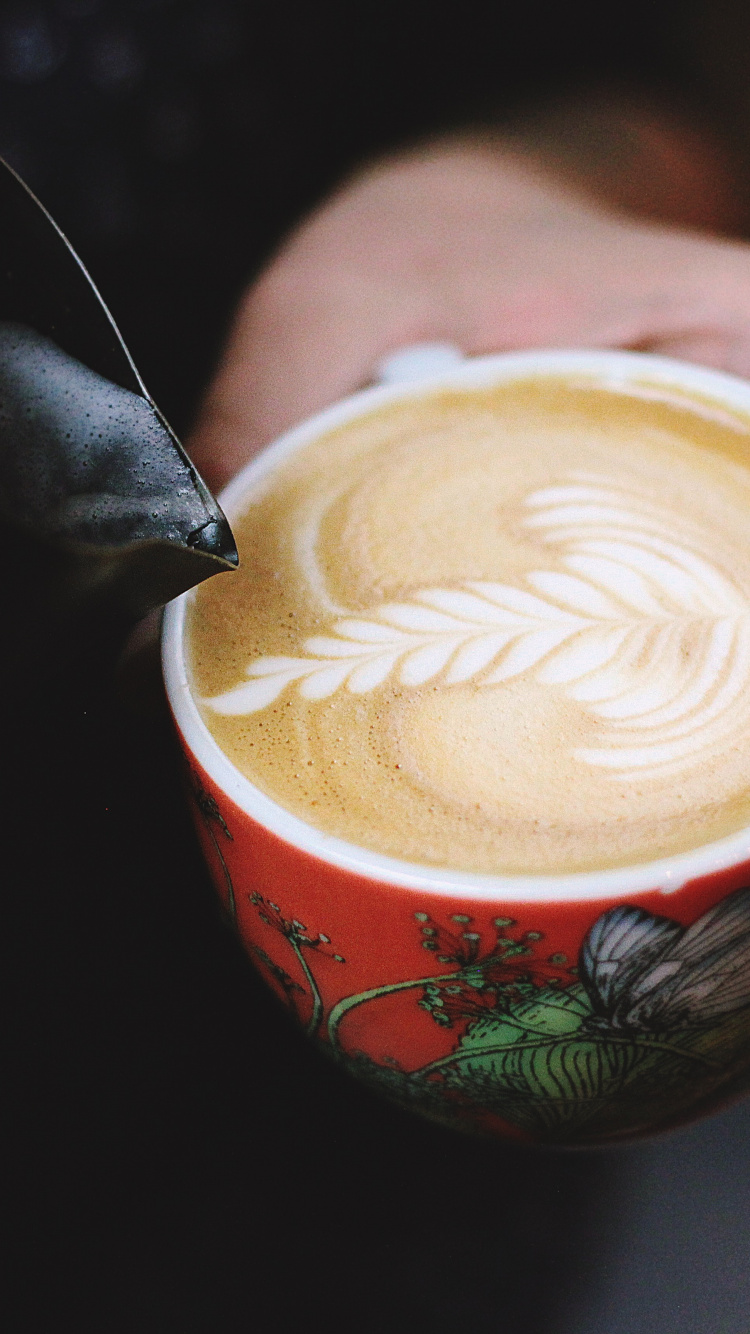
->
[163,348,750,1145]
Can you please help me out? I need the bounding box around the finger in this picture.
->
[636,327,750,380]
[188,273,419,491]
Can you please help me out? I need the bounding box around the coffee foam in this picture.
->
[187,377,750,874]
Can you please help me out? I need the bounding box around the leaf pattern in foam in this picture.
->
[205,481,750,779]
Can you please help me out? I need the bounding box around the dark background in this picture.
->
[7,3,750,1331]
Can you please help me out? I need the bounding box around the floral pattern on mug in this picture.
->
[192,773,750,1143]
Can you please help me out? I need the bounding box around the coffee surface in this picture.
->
[187,376,750,873]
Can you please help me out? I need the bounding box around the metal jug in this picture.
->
[0,158,237,676]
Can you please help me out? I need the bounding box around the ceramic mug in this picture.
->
[163,347,750,1146]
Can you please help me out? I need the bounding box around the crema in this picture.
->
[187,376,750,873]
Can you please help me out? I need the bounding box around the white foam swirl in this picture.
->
[205,482,750,781]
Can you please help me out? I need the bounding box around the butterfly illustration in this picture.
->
[580,888,750,1032]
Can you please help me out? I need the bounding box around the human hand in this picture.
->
[189,134,750,490]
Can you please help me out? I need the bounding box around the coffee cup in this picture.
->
[163,347,750,1145]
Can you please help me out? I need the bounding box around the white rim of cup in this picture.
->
[163,347,750,903]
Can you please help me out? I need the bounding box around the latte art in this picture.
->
[207,479,750,782]
[188,376,750,873]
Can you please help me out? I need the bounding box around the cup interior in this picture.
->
[163,347,750,903]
